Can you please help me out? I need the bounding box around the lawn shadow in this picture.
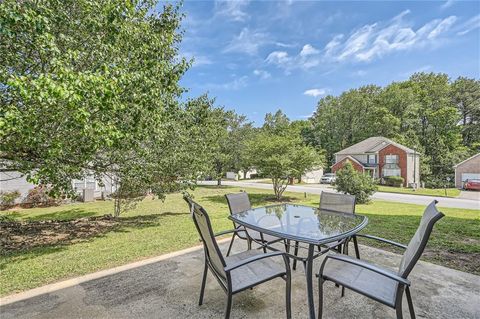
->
[203,192,297,207]
[0,211,190,258]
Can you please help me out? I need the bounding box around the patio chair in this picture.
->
[293,191,359,270]
[317,200,444,319]
[225,192,283,256]
[184,196,292,319]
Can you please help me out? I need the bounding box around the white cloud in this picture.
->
[214,0,250,22]
[223,28,269,55]
[253,69,271,79]
[300,44,320,56]
[266,51,291,65]
[266,44,322,73]
[323,11,458,62]
[304,88,327,97]
[440,0,455,10]
[456,14,480,35]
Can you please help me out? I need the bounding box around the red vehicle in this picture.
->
[464,179,480,191]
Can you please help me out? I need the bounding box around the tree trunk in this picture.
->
[114,197,121,217]
[217,178,222,186]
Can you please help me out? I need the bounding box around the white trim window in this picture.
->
[367,154,377,164]
[383,154,401,176]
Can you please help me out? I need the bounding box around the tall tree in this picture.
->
[452,77,480,152]
[0,0,216,214]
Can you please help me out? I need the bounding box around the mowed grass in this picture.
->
[1,185,479,296]
[377,185,461,197]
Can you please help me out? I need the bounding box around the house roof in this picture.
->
[453,153,480,168]
[335,136,417,155]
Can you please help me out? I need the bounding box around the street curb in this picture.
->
[0,238,230,307]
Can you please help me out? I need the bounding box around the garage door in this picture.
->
[462,173,480,181]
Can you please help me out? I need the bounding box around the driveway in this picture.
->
[1,241,479,319]
[202,181,480,210]
[458,190,480,201]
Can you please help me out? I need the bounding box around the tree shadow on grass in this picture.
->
[203,192,297,208]
[0,211,190,258]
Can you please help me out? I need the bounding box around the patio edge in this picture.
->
[0,238,230,306]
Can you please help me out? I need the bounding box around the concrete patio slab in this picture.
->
[1,241,479,319]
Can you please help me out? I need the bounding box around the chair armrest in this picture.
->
[356,234,407,249]
[214,228,240,237]
[321,254,410,286]
[225,251,286,272]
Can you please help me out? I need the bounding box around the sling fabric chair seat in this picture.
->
[225,249,287,293]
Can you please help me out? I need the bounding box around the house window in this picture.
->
[367,155,377,164]
[383,154,401,176]
[385,154,399,164]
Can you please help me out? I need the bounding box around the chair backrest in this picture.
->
[398,200,444,278]
[320,191,356,214]
[225,192,252,215]
[183,196,226,280]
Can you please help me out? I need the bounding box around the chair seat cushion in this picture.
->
[225,250,286,293]
[322,256,399,307]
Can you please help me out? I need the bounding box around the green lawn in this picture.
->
[377,185,461,197]
[1,185,478,296]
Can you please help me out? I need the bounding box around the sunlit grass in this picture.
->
[1,185,478,296]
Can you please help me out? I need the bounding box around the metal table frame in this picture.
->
[229,204,368,319]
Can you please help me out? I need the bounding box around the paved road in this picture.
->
[200,181,480,210]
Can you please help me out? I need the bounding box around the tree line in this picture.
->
[305,74,480,187]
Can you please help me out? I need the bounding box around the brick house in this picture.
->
[331,137,420,187]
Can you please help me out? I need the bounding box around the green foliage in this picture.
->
[248,112,323,200]
[384,176,404,187]
[0,0,219,215]
[0,190,20,209]
[308,73,478,183]
[335,162,377,204]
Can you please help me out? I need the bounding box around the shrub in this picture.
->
[24,186,60,207]
[0,190,21,209]
[384,176,404,187]
[334,162,377,204]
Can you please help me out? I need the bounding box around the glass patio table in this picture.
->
[229,203,368,319]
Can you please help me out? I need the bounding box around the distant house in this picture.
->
[225,169,258,180]
[301,167,324,184]
[0,171,116,203]
[453,153,480,188]
[331,136,420,187]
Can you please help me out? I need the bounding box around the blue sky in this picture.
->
[175,0,480,125]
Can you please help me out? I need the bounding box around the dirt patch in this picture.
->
[0,216,119,254]
[423,250,480,275]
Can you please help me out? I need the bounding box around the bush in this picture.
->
[384,176,404,187]
[0,190,21,209]
[24,186,60,207]
[334,162,377,204]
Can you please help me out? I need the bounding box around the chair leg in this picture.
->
[396,299,404,319]
[293,241,299,270]
[226,233,236,257]
[199,262,208,306]
[405,287,416,319]
[318,275,324,319]
[353,235,360,259]
[225,293,232,319]
[285,274,292,319]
